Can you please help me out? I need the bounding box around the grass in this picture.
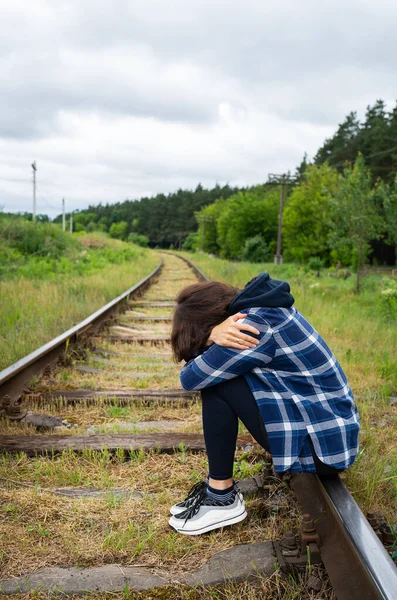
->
[179,252,397,520]
[0,241,158,370]
[0,448,293,579]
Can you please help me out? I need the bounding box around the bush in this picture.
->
[109,221,128,240]
[182,232,199,252]
[380,278,397,320]
[307,257,325,272]
[239,236,271,263]
[0,217,79,259]
[128,233,149,247]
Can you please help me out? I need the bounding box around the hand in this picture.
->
[208,313,260,350]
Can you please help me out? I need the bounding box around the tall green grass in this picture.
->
[0,218,146,280]
[0,223,159,369]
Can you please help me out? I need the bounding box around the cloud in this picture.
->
[1,0,397,217]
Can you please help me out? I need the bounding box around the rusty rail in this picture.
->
[292,474,397,600]
[0,260,163,417]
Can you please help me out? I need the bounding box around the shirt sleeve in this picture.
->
[179,313,276,391]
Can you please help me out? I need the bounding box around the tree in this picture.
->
[328,154,384,292]
[240,235,271,263]
[128,233,149,247]
[195,198,228,254]
[283,164,339,264]
[109,221,128,240]
[315,111,361,168]
[382,176,397,256]
[216,186,280,259]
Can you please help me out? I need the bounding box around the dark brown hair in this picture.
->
[171,281,238,362]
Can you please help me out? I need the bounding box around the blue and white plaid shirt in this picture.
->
[180,307,360,473]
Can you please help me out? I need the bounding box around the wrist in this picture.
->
[206,330,216,346]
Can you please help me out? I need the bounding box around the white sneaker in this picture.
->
[169,484,247,536]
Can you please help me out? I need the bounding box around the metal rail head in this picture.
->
[291,473,397,600]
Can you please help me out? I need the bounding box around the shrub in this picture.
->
[239,235,271,263]
[0,218,79,259]
[182,232,199,252]
[380,278,397,320]
[307,257,325,272]
[109,221,128,240]
[128,233,149,247]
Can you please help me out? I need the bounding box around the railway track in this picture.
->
[0,253,396,599]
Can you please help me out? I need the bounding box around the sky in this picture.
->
[1,0,397,219]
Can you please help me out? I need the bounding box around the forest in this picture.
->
[47,100,397,267]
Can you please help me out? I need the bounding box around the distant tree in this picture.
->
[109,221,128,240]
[216,186,279,259]
[283,164,339,264]
[295,152,309,183]
[182,232,199,252]
[54,184,239,249]
[328,154,384,292]
[359,99,392,183]
[382,176,397,253]
[240,235,271,263]
[128,232,149,247]
[315,111,361,168]
[195,198,228,254]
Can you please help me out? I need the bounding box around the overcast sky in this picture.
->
[1,0,396,218]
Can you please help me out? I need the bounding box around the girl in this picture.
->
[169,273,359,536]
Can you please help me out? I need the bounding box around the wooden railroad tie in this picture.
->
[106,335,170,343]
[89,357,176,368]
[123,315,172,322]
[128,302,176,307]
[0,433,250,456]
[24,389,197,406]
[74,365,168,377]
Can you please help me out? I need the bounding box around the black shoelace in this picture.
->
[178,485,237,525]
[179,484,209,525]
[178,481,207,506]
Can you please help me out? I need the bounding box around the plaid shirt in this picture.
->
[180,307,359,473]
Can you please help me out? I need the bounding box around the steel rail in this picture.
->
[292,474,397,600]
[0,260,163,413]
[177,254,397,599]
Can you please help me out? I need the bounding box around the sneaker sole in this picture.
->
[169,509,247,536]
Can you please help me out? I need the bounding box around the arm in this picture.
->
[180,313,275,391]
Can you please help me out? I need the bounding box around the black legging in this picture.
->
[201,375,338,479]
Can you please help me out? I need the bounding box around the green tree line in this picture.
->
[42,98,395,266]
[53,184,239,248]
[193,157,397,277]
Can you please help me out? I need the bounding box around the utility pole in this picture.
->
[31,161,37,222]
[70,211,73,233]
[62,198,66,232]
[267,172,298,264]
[197,215,213,252]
